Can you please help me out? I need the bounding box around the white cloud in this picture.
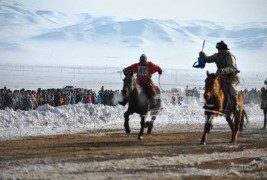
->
[18,0,267,23]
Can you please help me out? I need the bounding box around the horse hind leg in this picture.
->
[240,109,248,131]
[229,110,242,143]
[235,110,244,141]
[147,103,160,134]
[138,115,146,140]
[146,116,156,134]
[226,115,235,143]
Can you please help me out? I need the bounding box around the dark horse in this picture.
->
[121,73,161,140]
[201,71,247,144]
[261,87,267,129]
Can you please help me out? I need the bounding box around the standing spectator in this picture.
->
[87,91,92,104]
[70,90,76,105]
[0,90,3,109]
[60,93,65,105]
[64,92,71,105]
[92,92,97,104]
[55,89,61,107]
[75,89,82,103]
[97,92,102,105]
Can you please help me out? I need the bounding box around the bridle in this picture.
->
[122,75,136,96]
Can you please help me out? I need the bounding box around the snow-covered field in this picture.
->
[0,65,266,139]
[1,1,267,179]
[0,88,264,139]
[0,0,266,139]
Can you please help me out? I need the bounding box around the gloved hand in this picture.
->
[199,51,206,57]
[158,69,162,75]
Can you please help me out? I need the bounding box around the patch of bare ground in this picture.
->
[0,124,266,179]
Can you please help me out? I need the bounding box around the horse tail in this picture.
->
[240,109,248,131]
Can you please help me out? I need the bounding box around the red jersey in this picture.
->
[123,61,162,84]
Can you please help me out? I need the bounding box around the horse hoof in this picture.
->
[138,136,143,140]
[125,129,131,134]
[200,141,206,145]
[229,139,236,143]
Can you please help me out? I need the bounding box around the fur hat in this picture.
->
[216,41,229,50]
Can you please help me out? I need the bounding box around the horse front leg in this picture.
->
[124,110,132,134]
[200,123,209,145]
[138,115,146,140]
[200,114,213,145]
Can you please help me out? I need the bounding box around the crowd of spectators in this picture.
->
[173,86,264,105]
[0,86,120,111]
[0,86,265,111]
[240,88,262,104]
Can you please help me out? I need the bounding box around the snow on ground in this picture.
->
[0,94,263,139]
[0,66,265,139]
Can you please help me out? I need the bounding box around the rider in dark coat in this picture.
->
[199,41,240,110]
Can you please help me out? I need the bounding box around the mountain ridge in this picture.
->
[0,1,266,70]
[1,1,267,49]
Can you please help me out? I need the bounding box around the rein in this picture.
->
[158,75,165,92]
[120,71,124,80]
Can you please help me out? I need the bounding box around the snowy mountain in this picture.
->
[0,0,267,70]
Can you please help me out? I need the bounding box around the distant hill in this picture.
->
[0,0,266,70]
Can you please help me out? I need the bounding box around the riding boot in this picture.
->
[118,97,128,106]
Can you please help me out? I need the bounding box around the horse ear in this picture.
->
[206,71,210,77]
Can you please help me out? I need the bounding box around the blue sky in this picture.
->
[20,0,267,24]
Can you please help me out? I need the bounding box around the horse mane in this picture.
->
[205,71,222,97]
[204,71,225,115]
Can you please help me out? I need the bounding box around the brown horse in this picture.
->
[261,87,267,129]
[121,73,161,140]
[200,71,247,145]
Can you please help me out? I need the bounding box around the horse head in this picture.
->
[121,71,136,98]
[204,71,221,101]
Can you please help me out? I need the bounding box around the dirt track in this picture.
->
[1,124,267,179]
